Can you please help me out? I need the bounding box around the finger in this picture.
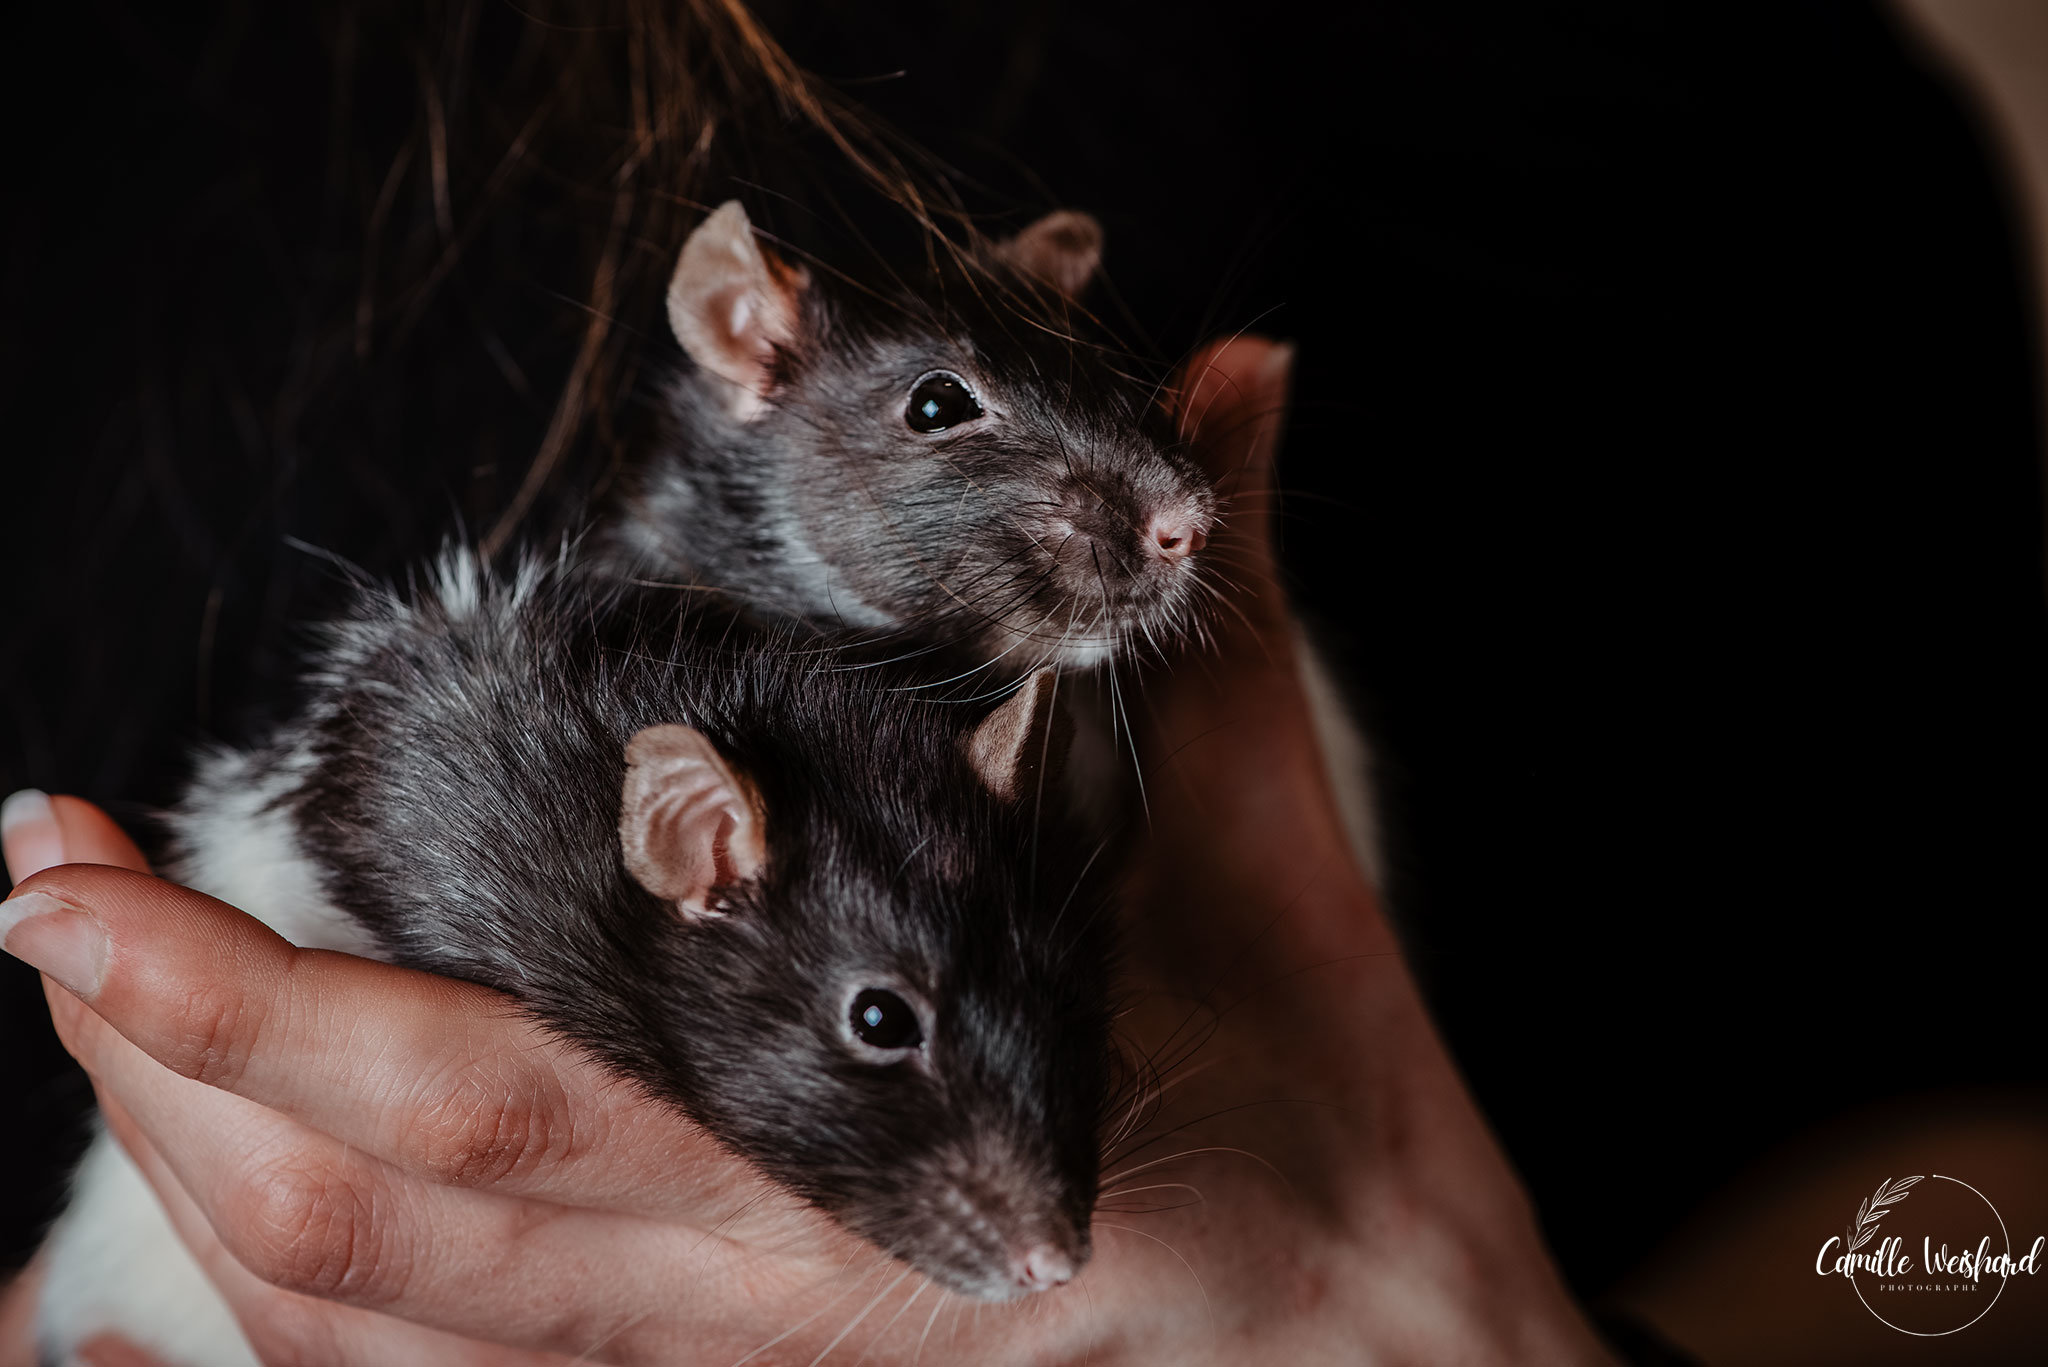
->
[52,797,155,873]
[96,1090,576,1367]
[0,1258,43,1367]
[1178,335,1292,500]
[76,1336,177,1367]
[2,791,153,885]
[1,790,62,885]
[1132,337,1394,983]
[1,864,776,1221]
[82,1021,831,1361]
[1173,337,1296,644]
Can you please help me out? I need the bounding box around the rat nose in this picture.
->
[1015,1244,1077,1292]
[1148,510,1208,562]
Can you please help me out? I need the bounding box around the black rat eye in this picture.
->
[905,372,982,433]
[849,988,923,1051]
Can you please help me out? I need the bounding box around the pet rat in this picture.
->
[595,202,1220,671]
[601,203,1389,881]
[36,552,1115,1367]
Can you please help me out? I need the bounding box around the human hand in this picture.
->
[1096,337,1618,1361]
[1,795,896,1365]
[1,336,1615,1365]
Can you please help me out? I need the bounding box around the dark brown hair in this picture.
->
[340,0,994,554]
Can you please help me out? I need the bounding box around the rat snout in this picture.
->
[973,1214,1088,1300]
[985,447,1215,664]
[1045,475,1211,588]
[1013,1242,1078,1293]
[1146,500,1211,563]
[910,1138,1093,1300]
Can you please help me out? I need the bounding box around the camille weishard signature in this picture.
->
[1814,1175,2045,1338]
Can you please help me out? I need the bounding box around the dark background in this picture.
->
[5,0,2043,1323]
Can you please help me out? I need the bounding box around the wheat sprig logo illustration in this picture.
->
[1846,1175,1924,1261]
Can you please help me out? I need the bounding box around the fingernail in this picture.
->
[0,889,109,998]
[2,789,65,885]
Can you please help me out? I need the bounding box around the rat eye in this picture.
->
[905,372,982,433]
[848,988,923,1051]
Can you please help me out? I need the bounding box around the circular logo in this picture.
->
[1837,1175,2008,1337]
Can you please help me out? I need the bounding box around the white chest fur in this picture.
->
[36,746,365,1367]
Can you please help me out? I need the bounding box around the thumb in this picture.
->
[1177,334,1296,489]
[1174,336,1296,643]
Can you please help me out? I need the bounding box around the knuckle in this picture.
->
[162,979,263,1091]
[222,1157,408,1306]
[407,1064,579,1189]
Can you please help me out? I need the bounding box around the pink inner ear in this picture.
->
[708,810,740,889]
[728,292,755,341]
[620,724,766,919]
[666,201,806,421]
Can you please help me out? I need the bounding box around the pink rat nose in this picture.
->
[1015,1244,1077,1292]
[1149,511,1208,561]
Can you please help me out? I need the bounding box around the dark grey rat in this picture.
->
[596,202,1219,671]
[35,551,1116,1367]
[592,203,1391,875]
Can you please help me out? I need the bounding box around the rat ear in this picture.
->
[966,670,1072,802]
[620,724,767,920]
[993,210,1104,300]
[667,201,810,421]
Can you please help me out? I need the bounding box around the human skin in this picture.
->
[0,336,1617,1366]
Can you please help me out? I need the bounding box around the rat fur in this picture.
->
[596,203,1220,672]
[591,205,1387,884]
[36,550,1118,1366]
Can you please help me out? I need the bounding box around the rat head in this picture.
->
[645,201,1216,669]
[614,670,1111,1299]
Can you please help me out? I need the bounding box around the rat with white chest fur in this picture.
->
[1,337,1619,1367]
[15,199,1278,1367]
[25,559,1118,1367]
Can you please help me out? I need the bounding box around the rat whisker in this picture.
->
[727,1259,889,1367]
[910,1283,950,1365]
[809,1267,916,1367]
[1104,659,1148,825]
[851,1276,934,1367]
[566,1307,655,1365]
[1099,1143,1290,1194]
[1094,1222,1216,1337]
[1095,1180,1206,1203]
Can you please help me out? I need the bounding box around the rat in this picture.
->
[594,201,1220,672]
[35,551,1116,1367]
[594,204,1389,887]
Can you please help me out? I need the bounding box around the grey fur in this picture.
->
[223,552,1116,1300]
[600,211,1217,670]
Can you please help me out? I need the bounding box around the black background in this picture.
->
[4,0,2044,1315]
